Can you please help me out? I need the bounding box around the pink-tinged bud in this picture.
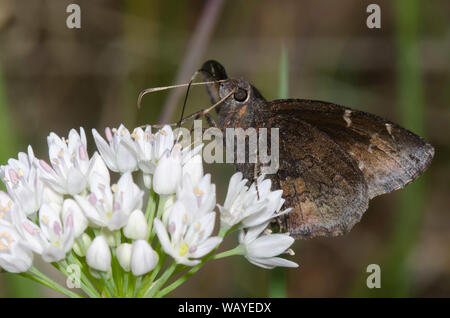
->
[79,145,88,161]
[23,221,39,235]
[169,222,176,235]
[39,160,53,173]
[88,193,97,205]
[105,127,113,143]
[8,169,18,184]
[53,221,62,236]
[66,214,74,228]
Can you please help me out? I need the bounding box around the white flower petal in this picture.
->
[74,195,106,227]
[153,150,182,195]
[154,218,173,256]
[88,152,110,185]
[116,141,138,172]
[92,129,118,172]
[247,256,298,269]
[182,154,203,186]
[246,234,294,258]
[66,168,87,195]
[0,223,33,273]
[189,237,222,259]
[62,199,88,238]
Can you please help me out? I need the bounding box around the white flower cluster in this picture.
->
[219,173,297,269]
[0,123,297,296]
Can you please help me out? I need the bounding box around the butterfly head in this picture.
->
[200,60,265,114]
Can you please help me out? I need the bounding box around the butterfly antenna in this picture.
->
[137,79,227,109]
[174,71,199,144]
[170,89,234,152]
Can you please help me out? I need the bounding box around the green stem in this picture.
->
[268,45,290,298]
[145,189,157,220]
[133,276,142,297]
[122,271,129,297]
[155,246,242,298]
[66,253,101,298]
[143,262,177,298]
[54,260,98,298]
[146,191,159,240]
[382,0,426,297]
[23,267,82,298]
[127,273,136,297]
[100,272,117,297]
[110,248,123,297]
[154,267,197,298]
[71,253,104,296]
[212,246,243,260]
[136,246,165,297]
[148,195,167,242]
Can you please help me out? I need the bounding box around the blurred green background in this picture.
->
[0,0,448,297]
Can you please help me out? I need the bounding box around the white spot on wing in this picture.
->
[343,109,352,127]
[385,123,393,135]
[385,123,395,141]
[368,144,374,153]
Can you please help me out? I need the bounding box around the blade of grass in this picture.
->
[268,46,289,298]
[158,0,225,124]
[350,0,426,298]
[381,0,426,297]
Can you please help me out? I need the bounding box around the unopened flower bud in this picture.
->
[153,148,182,195]
[123,209,148,240]
[86,236,111,272]
[116,243,132,272]
[183,154,203,186]
[131,240,158,276]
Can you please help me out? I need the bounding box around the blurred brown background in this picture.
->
[0,0,448,297]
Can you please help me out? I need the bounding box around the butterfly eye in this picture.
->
[233,88,248,102]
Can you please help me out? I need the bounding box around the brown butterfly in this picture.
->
[199,60,434,239]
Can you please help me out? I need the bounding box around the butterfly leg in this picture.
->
[205,113,217,127]
[145,90,232,130]
[147,108,218,131]
[253,148,261,200]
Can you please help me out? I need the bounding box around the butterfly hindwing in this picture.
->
[268,99,434,199]
[257,113,369,238]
